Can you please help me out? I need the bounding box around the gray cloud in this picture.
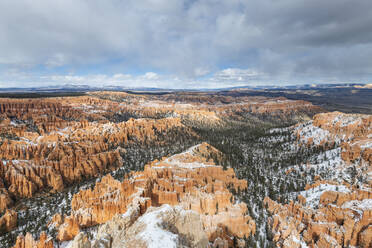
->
[0,0,372,87]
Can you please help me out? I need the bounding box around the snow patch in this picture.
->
[137,204,179,248]
[342,199,372,211]
[300,184,350,209]
[291,235,308,248]
[161,144,214,169]
[296,122,331,145]
[332,115,362,127]
[360,141,372,149]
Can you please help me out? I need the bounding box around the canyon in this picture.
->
[0,91,370,247]
[264,112,372,248]
[49,143,256,247]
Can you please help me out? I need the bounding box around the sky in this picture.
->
[1,0,372,89]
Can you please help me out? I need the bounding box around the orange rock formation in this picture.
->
[0,209,17,234]
[0,93,322,246]
[52,143,255,245]
[0,99,196,204]
[267,112,372,248]
[264,186,371,248]
[12,232,53,248]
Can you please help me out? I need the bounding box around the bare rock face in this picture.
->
[0,188,13,212]
[83,203,209,248]
[264,187,372,248]
[0,94,321,209]
[12,232,53,248]
[296,112,372,162]
[0,96,197,203]
[90,91,323,126]
[1,93,323,247]
[266,112,372,248]
[121,205,209,248]
[49,143,255,246]
[56,216,81,242]
[0,209,17,234]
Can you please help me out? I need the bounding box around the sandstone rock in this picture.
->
[0,209,17,234]
[0,188,13,212]
[0,101,196,199]
[66,232,92,248]
[264,185,372,248]
[12,232,53,248]
[57,216,80,241]
[52,143,255,245]
[119,205,209,248]
[359,225,372,248]
[2,94,322,247]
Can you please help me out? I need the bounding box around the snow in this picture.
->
[323,234,339,246]
[165,160,213,169]
[291,235,308,248]
[161,144,214,169]
[342,199,372,211]
[60,242,71,248]
[360,141,372,149]
[101,123,117,133]
[89,109,106,114]
[332,115,362,127]
[296,121,332,145]
[300,184,351,208]
[10,121,19,126]
[137,205,179,248]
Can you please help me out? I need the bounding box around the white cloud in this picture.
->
[212,68,261,82]
[0,0,372,87]
[113,73,132,79]
[45,53,68,67]
[0,68,269,89]
[143,72,159,80]
[194,68,210,77]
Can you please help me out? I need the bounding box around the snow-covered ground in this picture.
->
[300,184,350,208]
[341,199,372,211]
[160,144,215,169]
[295,121,333,145]
[137,205,179,248]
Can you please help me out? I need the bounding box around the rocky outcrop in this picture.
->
[90,91,323,125]
[0,209,17,234]
[57,216,80,242]
[68,203,210,248]
[0,94,321,203]
[50,143,255,246]
[0,93,324,247]
[0,188,13,212]
[266,112,372,248]
[295,112,371,186]
[12,232,53,248]
[264,185,372,248]
[1,111,196,201]
[296,112,372,161]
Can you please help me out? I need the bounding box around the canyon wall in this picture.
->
[42,143,255,247]
[266,112,372,248]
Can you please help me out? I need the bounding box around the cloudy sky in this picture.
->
[1,0,372,88]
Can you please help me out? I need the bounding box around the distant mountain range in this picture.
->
[0,83,370,93]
